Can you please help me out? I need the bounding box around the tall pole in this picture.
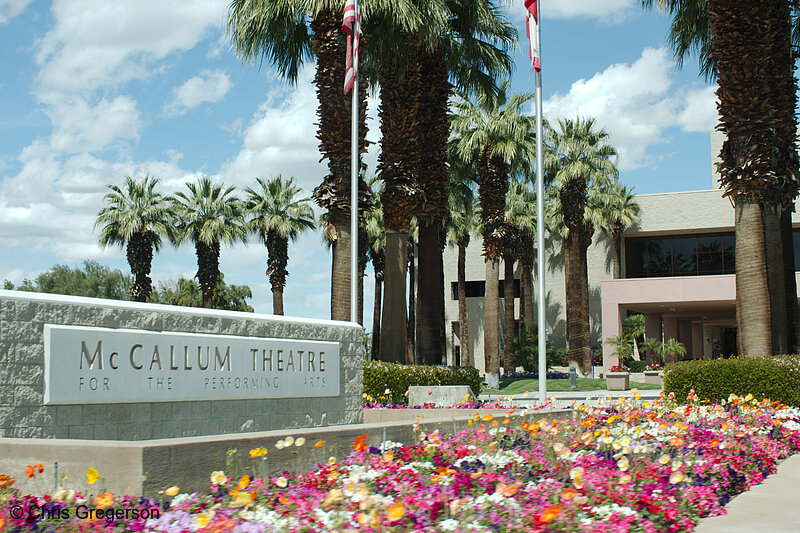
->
[534,5,547,404]
[350,0,360,324]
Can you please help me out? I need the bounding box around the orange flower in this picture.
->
[34,463,43,473]
[491,420,499,428]
[482,414,494,422]
[502,418,510,425]
[239,475,250,489]
[0,474,14,488]
[430,474,441,483]
[93,491,114,509]
[386,502,405,522]
[383,451,394,462]
[540,504,563,524]
[507,409,516,415]
[668,437,684,447]
[495,481,523,497]
[315,440,325,448]
[521,422,530,430]
[560,488,578,501]
[709,437,719,447]
[353,433,369,452]
[478,424,486,432]
[0,512,5,530]
[24,465,34,478]
[278,496,291,506]
[580,416,596,428]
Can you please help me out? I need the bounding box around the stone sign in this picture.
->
[44,324,340,404]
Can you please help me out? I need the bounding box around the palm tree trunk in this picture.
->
[764,205,788,353]
[518,274,525,331]
[126,232,153,302]
[266,231,288,316]
[372,274,382,359]
[330,215,352,321]
[502,253,516,371]
[521,259,535,330]
[734,198,772,357]
[781,207,798,351]
[310,10,368,322]
[195,241,220,309]
[407,238,416,364]
[380,231,408,363]
[484,258,501,387]
[565,229,590,372]
[612,231,622,279]
[417,222,445,364]
[457,243,470,367]
[581,230,592,369]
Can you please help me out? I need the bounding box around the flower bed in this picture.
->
[2,391,800,532]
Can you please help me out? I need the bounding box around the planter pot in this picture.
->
[644,370,663,386]
[606,372,630,391]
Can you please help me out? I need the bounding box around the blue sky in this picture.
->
[0,0,717,326]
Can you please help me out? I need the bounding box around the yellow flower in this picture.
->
[275,476,288,488]
[386,502,405,522]
[328,456,337,464]
[86,467,99,485]
[211,471,226,485]
[284,436,295,446]
[619,474,632,484]
[239,475,250,489]
[165,486,180,496]
[250,447,267,458]
[295,437,306,447]
[195,512,214,528]
[669,471,685,484]
[324,489,343,506]
[616,457,630,472]
[230,490,255,508]
[658,454,671,465]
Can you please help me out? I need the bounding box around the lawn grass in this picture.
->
[482,377,661,395]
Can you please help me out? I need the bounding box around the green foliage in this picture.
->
[641,338,665,364]
[149,274,254,312]
[4,261,132,300]
[363,361,482,405]
[607,333,634,363]
[623,314,645,339]
[626,360,647,372]
[507,325,562,372]
[663,338,687,362]
[663,355,800,407]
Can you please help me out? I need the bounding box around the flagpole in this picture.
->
[349,0,359,324]
[534,4,547,405]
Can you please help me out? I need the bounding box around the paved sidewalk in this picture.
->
[693,453,800,532]
[480,388,662,408]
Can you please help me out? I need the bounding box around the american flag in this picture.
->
[525,0,541,72]
[343,0,359,94]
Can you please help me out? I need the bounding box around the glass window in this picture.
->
[697,236,722,253]
[626,253,646,278]
[698,252,723,274]
[671,236,697,255]
[624,231,736,278]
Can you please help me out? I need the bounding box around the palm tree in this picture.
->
[173,177,246,309]
[600,181,640,279]
[640,0,800,354]
[95,175,175,302]
[447,179,480,368]
[450,82,536,387]
[364,175,385,359]
[244,175,315,315]
[505,177,537,331]
[545,117,618,374]
[411,0,516,366]
[228,0,372,321]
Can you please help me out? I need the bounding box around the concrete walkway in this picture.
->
[693,453,800,532]
[480,387,663,408]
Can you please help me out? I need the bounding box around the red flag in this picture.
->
[525,0,541,72]
[343,0,360,94]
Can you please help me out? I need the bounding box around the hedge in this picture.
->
[663,355,800,407]
[363,360,482,405]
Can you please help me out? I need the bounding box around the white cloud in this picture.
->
[165,70,232,116]
[0,0,31,24]
[35,0,228,92]
[506,0,635,22]
[676,85,718,133]
[544,47,717,170]
[42,95,142,154]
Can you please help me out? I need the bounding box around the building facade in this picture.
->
[442,133,800,374]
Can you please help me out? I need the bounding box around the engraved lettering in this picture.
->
[150,346,163,371]
[215,346,231,371]
[129,344,143,370]
[80,340,103,370]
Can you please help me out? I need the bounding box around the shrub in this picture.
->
[626,360,647,372]
[507,325,562,372]
[663,355,800,407]
[363,360,482,405]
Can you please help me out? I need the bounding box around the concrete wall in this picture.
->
[0,291,363,440]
